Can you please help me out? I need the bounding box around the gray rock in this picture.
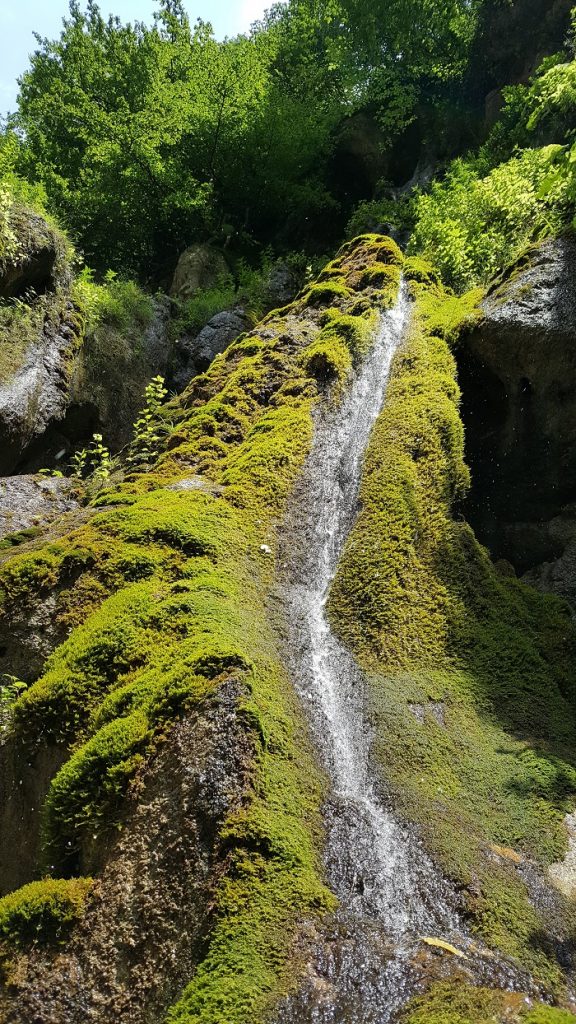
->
[266,262,299,307]
[0,210,70,300]
[69,295,172,452]
[0,301,82,475]
[166,476,223,496]
[174,308,251,390]
[0,474,78,540]
[170,244,231,302]
[459,236,576,591]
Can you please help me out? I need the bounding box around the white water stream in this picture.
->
[278,293,463,1022]
[287,291,458,935]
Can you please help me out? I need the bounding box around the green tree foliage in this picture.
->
[9,0,485,277]
[410,18,576,290]
[11,0,341,274]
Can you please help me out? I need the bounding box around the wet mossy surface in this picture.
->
[0,236,401,1023]
[401,981,576,1024]
[0,878,93,951]
[329,279,576,992]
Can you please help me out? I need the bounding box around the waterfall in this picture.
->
[276,293,472,1022]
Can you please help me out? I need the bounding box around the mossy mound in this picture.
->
[401,981,576,1024]
[329,278,576,991]
[0,878,92,949]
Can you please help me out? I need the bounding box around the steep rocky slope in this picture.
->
[0,199,171,474]
[0,234,574,1024]
[459,235,576,600]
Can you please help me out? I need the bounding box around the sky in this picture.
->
[0,0,274,117]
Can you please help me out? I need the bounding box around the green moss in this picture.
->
[415,283,484,343]
[0,526,43,550]
[301,280,353,307]
[338,233,403,267]
[0,878,92,949]
[0,235,402,1024]
[300,335,352,385]
[401,982,576,1024]
[328,283,576,989]
[42,711,150,869]
[359,262,402,290]
[403,255,440,286]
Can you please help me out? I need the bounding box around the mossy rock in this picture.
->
[401,981,576,1024]
[328,275,576,987]
[0,878,92,949]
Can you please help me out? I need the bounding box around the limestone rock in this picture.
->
[170,244,231,302]
[0,299,82,475]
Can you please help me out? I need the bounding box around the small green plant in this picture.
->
[71,434,112,483]
[0,675,26,733]
[126,375,169,468]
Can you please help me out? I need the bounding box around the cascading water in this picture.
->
[275,291,533,1023]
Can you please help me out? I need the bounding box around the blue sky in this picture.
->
[0,0,275,116]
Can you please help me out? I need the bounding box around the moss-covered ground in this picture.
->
[0,235,401,1023]
[401,981,576,1024]
[329,276,576,993]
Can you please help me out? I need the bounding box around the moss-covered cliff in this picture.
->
[0,236,401,1023]
[329,268,576,995]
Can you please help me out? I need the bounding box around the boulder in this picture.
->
[0,209,70,300]
[266,262,299,308]
[173,307,251,390]
[458,235,576,592]
[170,244,231,302]
[0,298,83,475]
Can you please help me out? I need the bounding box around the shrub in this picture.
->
[410,147,572,291]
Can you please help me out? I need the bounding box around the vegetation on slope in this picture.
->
[329,273,576,991]
[409,16,576,290]
[0,237,400,1022]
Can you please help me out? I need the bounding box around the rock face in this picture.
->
[0,209,70,300]
[459,235,576,589]
[0,682,253,1024]
[68,295,172,453]
[173,307,251,390]
[0,300,83,475]
[170,244,231,302]
[0,475,78,540]
[266,262,299,308]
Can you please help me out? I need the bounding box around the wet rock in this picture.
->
[549,812,576,898]
[173,307,251,390]
[459,236,576,589]
[0,475,78,541]
[0,300,83,475]
[266,262,299,308]
[170,244,231,302]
